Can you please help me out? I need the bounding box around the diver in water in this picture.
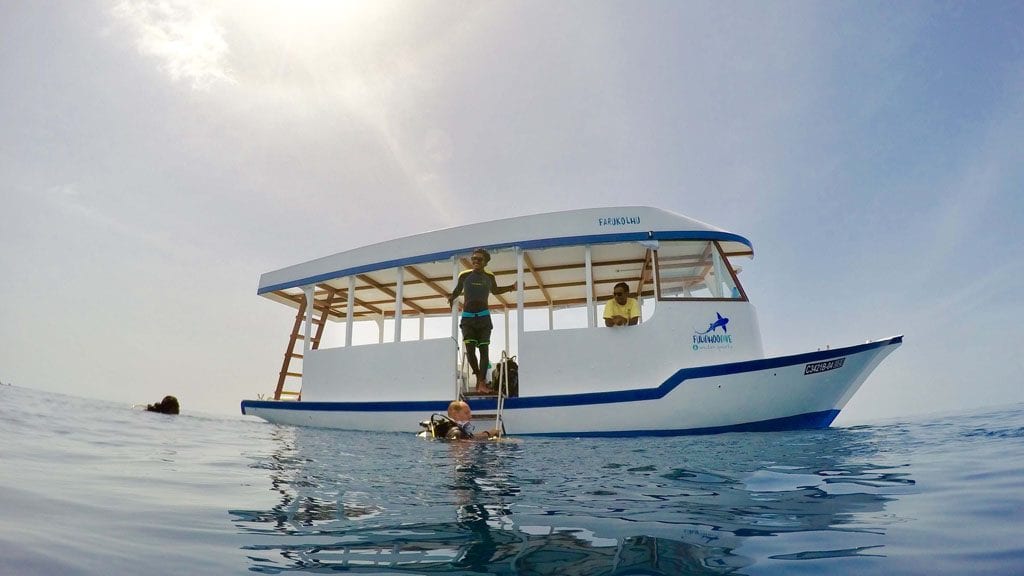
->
[422,401,500,440]
[146,395,180,415]
[448,400,500,440]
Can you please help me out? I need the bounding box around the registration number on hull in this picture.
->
[804,357,846,375]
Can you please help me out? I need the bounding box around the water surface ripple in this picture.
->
[1,386,1022,575]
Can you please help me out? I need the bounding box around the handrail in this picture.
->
[455,339,466,399]
[494,350,512,438]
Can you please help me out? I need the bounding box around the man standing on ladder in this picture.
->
[448,248,517,394]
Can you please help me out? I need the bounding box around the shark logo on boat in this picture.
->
[692,312,733,350]
[696,312,729,334]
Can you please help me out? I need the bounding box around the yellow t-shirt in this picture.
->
[603,298,640,322]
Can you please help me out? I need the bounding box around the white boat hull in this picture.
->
[241,336,901,437]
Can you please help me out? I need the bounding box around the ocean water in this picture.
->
[1,386,1022,575]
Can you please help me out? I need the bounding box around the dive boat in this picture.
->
[241,206,901,436]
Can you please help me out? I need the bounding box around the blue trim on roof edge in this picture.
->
[240,336,901,415]
[258,230,753,295]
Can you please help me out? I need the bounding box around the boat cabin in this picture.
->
[257,207,761,403]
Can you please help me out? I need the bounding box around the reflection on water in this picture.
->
[231,425,915,575]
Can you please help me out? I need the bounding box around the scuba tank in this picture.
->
[417,413,470,439]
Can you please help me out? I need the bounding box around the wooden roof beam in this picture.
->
[405,265,453,300]
[387,255,648,287]
[519,256,646,275]
[307,286,387,320]
[345,287,660,317]
[634,249,653,296]
[697,242,716,283]
[357,272,428,315]
[522,251,552,306]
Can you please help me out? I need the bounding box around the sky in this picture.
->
[2,0,1022,424]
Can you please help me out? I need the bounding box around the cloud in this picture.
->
[112,0,235,90]
[106,0,463,225]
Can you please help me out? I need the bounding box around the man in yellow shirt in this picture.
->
[603,282,640,327]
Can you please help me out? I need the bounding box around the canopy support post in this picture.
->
[516,247,525,344]
[585,245,595,328]
[302,286,314,354]
[504,307,510,356]
[345,276,355,347]
[394,266,404,342]
[452,257,462,396]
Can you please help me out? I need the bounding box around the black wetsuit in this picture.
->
[450,268,503,380]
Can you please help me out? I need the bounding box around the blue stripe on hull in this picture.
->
[519,409,841,438]
[240,336,901,415]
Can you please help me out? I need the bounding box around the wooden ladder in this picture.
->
[273,287,339,400]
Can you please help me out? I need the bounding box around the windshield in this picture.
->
[655,240,746,300]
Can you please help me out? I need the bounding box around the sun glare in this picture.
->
[114,0,234,89]
[238,0,395,56]
[229,0,409,111]
[115,0,400,93]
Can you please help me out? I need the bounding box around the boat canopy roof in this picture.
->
[259,206,753,320]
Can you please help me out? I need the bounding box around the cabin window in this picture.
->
[289,239,742,354]
[655,241,746,301]
[307,255,469,348]
[516,243,657,333]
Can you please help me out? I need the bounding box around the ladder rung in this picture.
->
[281,372,302,378]
[293,313,325,323]
[288,352,304,359]
[279,390,301,397]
